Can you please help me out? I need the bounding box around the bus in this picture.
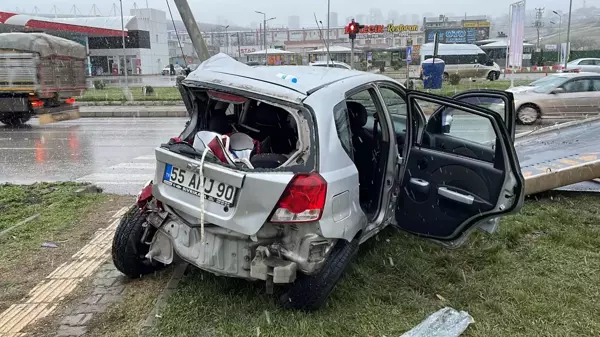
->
[419,43,501,81]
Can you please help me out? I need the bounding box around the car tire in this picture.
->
[279,238,359,311]
[488,71,499,81]
[112,205,163,278]
[443,72,449,81]
[517,104,540,125]
[0,116,31,127]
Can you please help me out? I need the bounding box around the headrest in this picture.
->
[347,101,368,129]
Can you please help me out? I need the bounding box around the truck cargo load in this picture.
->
[0,32,87,126]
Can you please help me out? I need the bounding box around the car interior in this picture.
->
[345,91,395,219]
[167,89,301,169]
[345,87,516,241]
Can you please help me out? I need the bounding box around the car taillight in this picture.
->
[270,173,327,223]
[31,100,44,108]
[65,98,76,104]
[136,180,154,208]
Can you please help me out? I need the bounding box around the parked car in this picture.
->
[512,72,600,124]
[161,64,184,75]
[505,74,564,94]
[112,54,524,311]
[309,60,352,70]
[561,58,600,73]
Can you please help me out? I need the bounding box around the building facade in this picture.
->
[88,8,169,75]
[423,15,491,44]
[169,21,425,63]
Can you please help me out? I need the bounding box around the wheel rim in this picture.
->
[518,107,538,124]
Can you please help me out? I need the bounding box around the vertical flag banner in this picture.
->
[508,1,526,68]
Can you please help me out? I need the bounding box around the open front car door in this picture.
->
[394,91,525,248]
[451,89,516,140]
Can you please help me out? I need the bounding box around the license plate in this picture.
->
[162,164,237,206]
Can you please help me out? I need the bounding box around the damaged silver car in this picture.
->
[112,54,525,311]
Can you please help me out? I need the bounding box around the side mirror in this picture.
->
[551,88,565,94]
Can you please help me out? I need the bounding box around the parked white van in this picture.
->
[419,43,501,81]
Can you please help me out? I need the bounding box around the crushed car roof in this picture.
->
[183,53,389,102]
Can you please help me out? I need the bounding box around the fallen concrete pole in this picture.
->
[524,159,600,195]
[517,117,600,195]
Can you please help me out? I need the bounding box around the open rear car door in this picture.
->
[394,91,525,248]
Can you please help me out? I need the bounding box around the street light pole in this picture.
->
[119,0,128,83]
[553,11,562,64]
[255,11,275,66]
[326,0,330,66]
[220,25,230,55]
[565,0,573,69]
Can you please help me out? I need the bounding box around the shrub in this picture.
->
[393,65,401,71]
[143,85,155,96]
[93,80,105,90]
[449,73,461,85]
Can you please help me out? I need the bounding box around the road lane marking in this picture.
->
[135,155,156,160]
[77,173,153,182]
[0,209,126,335]
[110,162,155,170]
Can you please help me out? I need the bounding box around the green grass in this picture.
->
[147,193,600,337]
[0,182,107,258]
[77,79,532,102]
[78,87,182,102]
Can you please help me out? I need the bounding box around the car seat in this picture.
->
[347,101,376,206]
[250,102,297,154]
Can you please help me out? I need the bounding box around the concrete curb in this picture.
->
[78,101,184,106]
[78,109,187,118]
[515,116,600,144]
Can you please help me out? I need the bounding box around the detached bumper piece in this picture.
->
[250,246,297,285]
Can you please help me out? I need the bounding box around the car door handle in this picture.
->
[410,178,430,194]
[438,187,474,205]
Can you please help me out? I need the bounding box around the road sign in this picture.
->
[406,46,412,63]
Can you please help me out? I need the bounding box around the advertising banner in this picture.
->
[425,27,490,44]
[508,1,526,68]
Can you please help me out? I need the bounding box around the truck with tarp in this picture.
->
[0,32,86,126]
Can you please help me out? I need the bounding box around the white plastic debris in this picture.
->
[400,307,474,337]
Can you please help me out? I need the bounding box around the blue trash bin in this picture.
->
[422,58,445,90]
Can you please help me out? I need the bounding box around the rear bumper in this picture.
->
[145,210,335,283]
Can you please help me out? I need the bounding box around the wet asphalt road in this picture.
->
[0,117,595,195]
[0,118,187,195]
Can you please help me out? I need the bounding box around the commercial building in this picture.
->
[185,22,424,64]
[423,14,491,44]
[0,8,169,75]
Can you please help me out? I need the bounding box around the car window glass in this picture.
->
[591,79,600,91]
[579,60,594,65]
[377,87,407,133]
[419,99,498,162]
[333,101,353,159]
[563,79,592,93]
[347,90,378,132]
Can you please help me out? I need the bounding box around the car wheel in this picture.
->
[443,72,449,81]
[488,71,499,81]
[0,116,31,127]
[112,205,163,278]
[517,104,540,125]
[279,238,359,311]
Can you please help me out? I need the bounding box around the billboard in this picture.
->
[425,27,490,44]
[508,1,526,68]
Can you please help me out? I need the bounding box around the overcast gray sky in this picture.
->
[0,0,588,27]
